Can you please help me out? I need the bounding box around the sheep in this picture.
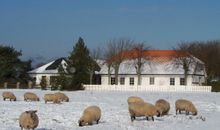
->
[43,94,61,104]
[127,96,144,105]
[2,91,16,101]
[155,99,170,117]
[24,92,39,101]
[54,92,69,102]
[19,110,39,130]
[175,99,197,116]
[78,105,101,127]
[128,102,159,121]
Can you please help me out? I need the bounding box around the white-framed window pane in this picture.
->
[111,77,115,85]
[150,77,154,85]
[120,77,125,85]
[180,78,185,85]
[130,77,134,85]
[170,78,175,85]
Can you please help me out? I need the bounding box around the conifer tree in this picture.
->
[68,37,91,90]
[40,77,47,90]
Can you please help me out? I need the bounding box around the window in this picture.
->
[180,78,185,85]
[130,77,134,85]
[150,77,154,85]
[170,78,175,85]
[111,77,116,85]
[120,77,125,85]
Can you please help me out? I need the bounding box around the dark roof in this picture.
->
[45,57,67,70]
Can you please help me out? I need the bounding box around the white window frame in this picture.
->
[150,77,154,85]
[130,77,134,85]
[170,78,175,86]
[111,77,116,85]
[120,77,125,85]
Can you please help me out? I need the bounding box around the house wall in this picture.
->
[100,74,202,86]
[29,73,59,87]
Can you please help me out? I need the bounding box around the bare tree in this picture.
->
[104,44,115,85]
[105,38,133,85]
[131,43,151,85]
[179,40,220,83]
[88,47,102,84]
[173,43,197,85]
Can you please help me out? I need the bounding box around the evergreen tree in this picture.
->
[53,64,70,90]
[0,45,22,82]
[68,37,92,90]
[40,77,47,90]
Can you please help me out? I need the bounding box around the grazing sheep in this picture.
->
[2,91,16,101]
[19,110,39,130]
[127,96,144,105]
[24,92,39,101]
[155,99,170,117]
[43,94,61,104]
[54,92,69,102]
[175,99,197,116]
[128,102,159,121]
[78,105,101,127]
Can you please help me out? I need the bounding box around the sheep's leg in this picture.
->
[20,125,23,130]
[131,116,135,122]
[96,119,100,124]
[152,117,154,121]
[88,122,93,125]
[176,109,178,115]
[146,116,149,121]
[179,110,181,114]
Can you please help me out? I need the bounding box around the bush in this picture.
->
[40,77,47,90]
[211,81,220,92]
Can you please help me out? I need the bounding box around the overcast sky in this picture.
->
[0,0,220,63]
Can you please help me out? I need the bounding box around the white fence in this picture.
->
[83,85,212,92]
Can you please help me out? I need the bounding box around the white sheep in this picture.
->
[128,102,159,121]
[19,110,39,130]
[54,92,69,102]
[78,105,101,126]
[24,92,39,101]
[155,99,170,116]
[43,93,61,104]
[175,99,197,116]
[2,91,16,101]
[127,96,144,105]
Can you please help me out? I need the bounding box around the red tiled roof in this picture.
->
[107,50,189,64]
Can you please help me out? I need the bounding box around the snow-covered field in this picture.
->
[0,89,220,130]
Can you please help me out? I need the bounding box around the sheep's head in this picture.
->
[78,119,86,127]
[193,111,197,116]
[156,110,161,117]
[26,110,37,119]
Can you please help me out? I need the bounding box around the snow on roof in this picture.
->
[97,50,206,75]
[28,58,67,74]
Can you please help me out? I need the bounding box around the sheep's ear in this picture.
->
[25,111,30,113]
[33,110,37,113]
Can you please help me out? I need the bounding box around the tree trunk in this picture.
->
[137,66,141,85]
[114,65,119,85]
[89,72,93,84]
[108,65,111,85]
[184,70,188,86]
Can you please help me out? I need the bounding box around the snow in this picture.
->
[0,89,220,130]
[97,58,205,75]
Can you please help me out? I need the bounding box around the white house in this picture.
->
[28,50,211,91]
[28,58,68,87]
[95,50,207,87]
